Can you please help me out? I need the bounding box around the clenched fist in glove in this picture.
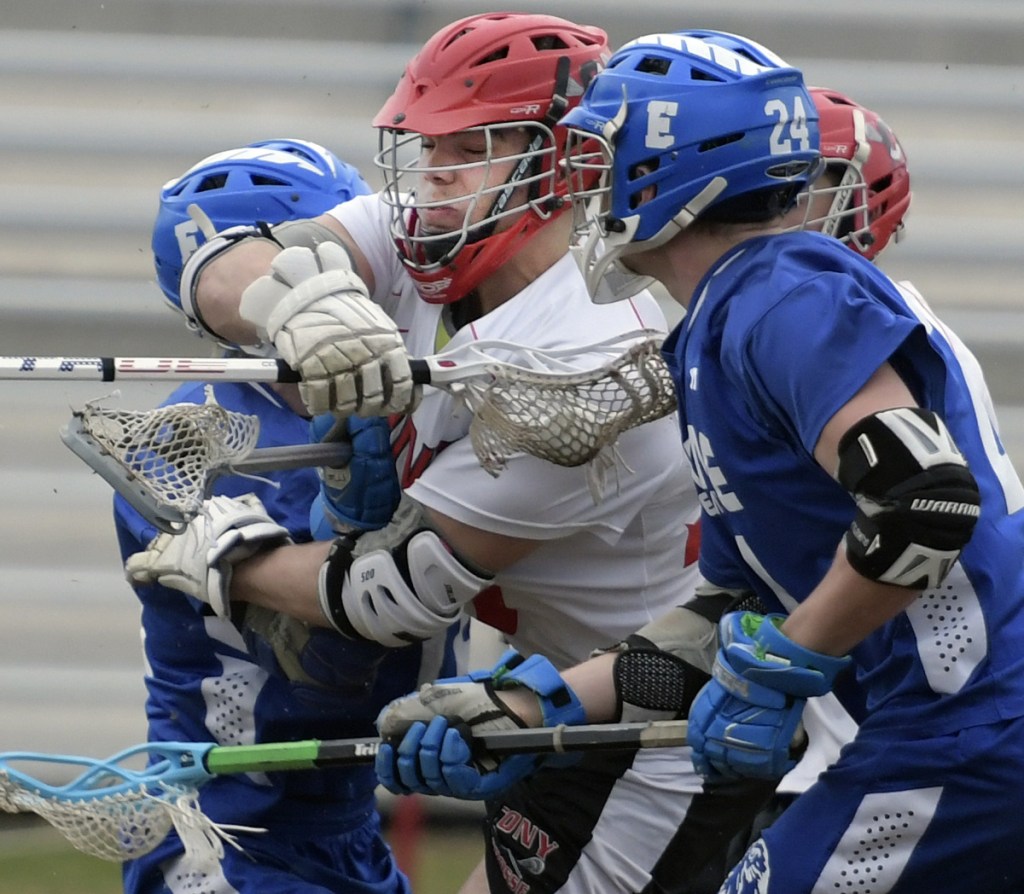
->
[375,649,585,800]
[239,243,420,417]
[124,494,291,618]
[688,612,850,780]
[307,412,401,539]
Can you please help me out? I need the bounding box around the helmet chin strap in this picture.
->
[642,177,730,248]
[419,224,465,265]
[581,177,728,301]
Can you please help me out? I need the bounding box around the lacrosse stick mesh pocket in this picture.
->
[78,400,260,518]
[0,771,200,861]
[467,339,677,474]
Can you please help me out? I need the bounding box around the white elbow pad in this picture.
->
[178,224,278,346]
[317,529,493,648]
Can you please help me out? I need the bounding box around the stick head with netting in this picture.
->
[0,743,239,865]
[463,337,677,475]
[62,388,260,533]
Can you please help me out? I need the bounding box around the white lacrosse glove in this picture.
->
[376,678,521,743]
[124,494,291,618]
[239,243,420,417]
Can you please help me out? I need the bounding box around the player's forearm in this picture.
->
[780,544,921,656]
[561,651,618,721]
[496,651,618,727]
[230,541,334,627]
[195,239,280,345]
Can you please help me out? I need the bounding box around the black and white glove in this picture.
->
[375,650,585,800]
[124,494,291,618]
[239,243,420,417]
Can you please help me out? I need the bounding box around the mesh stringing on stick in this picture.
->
[0,774,184,862]
[465,338,677,475]
[0,750,236,865]
[77,397,260,520]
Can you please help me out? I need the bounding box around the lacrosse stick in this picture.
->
[60,399,352,534]
[0,720,688,863]
[49,331,676,532]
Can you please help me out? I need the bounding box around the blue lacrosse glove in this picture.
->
[308,412,400,538]
[688,612,850,780]
[375,649,586,800]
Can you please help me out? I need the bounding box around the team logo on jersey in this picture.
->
[489,806,561,892]
[392,415,451,488]
[473,585,519,634]
[491,841,540,894]
[684,424,743,516]
[722,838,771,894]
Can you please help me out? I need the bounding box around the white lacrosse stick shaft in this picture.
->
[0,330,661,386]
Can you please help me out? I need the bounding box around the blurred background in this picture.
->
[0,0,1021,874]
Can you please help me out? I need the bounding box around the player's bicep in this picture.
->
[814,363,980,591]
[425,507,540,572]
[813,362,917,475]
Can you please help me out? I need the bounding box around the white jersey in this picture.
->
[331,194,700,667]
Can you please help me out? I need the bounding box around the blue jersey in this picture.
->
[115,381,448,891]
[662,231,1024,738]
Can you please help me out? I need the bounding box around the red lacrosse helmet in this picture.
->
[372,12,608,304]
[807,86,911,259]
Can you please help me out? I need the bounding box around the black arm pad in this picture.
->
[837,407,980,589]
[613,642,711,721]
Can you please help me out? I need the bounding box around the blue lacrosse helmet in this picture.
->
[562,32,820,295]
[674,29,792,68]
[152,138,372,311]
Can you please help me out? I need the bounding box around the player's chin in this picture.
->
[418,210,465,233]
